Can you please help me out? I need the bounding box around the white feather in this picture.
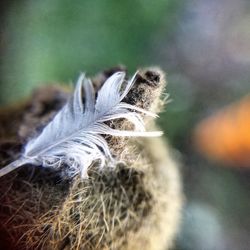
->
[0,72,163,178]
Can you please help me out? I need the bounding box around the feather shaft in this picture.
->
[0,158,32,177]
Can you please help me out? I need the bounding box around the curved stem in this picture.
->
[0,158,30,178]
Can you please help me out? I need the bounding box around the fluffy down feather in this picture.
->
[0,72,162,178]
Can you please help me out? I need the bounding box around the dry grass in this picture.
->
[24,164,152,250]
[0,164,70,249]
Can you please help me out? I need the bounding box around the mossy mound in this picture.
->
[0,67,183,250]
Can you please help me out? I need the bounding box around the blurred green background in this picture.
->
[1,0,250,249]
[0,0,180,104]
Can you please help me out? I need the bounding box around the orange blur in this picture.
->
[194,95,250,167]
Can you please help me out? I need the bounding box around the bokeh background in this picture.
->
[1,1,250,249]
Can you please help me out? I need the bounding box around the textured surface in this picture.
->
[0,67,183,250]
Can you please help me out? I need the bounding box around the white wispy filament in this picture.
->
[0,72,162,178]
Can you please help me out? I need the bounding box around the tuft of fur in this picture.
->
[0,67,183,250]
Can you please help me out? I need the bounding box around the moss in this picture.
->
[0,67,182,250]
